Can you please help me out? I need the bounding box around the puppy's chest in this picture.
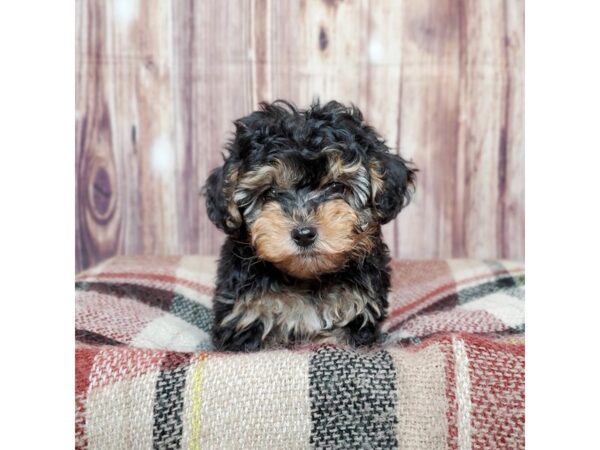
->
[227,284,378,341]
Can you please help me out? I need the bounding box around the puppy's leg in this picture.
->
[345,315,380,347]
[212,299,264,352]
[213,319,264,352]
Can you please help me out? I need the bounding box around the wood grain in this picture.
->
[76,0,524,271]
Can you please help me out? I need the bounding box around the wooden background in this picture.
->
[76,0,524,272]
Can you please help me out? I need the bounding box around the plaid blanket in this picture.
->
[75,256,525,449]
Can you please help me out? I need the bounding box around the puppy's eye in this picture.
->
[267,187,281,198]
[326,181,345,193]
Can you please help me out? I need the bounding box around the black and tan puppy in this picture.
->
[203,100,416,351]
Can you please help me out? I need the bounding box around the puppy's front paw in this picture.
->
[347,321,379,347]
[212,322,264,352]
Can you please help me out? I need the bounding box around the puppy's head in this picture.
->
[204,100,416,279]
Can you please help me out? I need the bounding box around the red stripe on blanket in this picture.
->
[160,351,194,371]
[387,268,524,322]
[465,338,525,449]
[76,272,214,295]
[441,339,459,450]
[394,333,524,356]
[76,347,100,396]
[436,334,524,449]
[89,347,165,388]
[391,310,510,338]
[76,291,167,344]
[75,347,101,450]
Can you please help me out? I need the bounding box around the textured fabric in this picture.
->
[75,256,525,449]
[199,349,311,449]
[388,344,448,449]
[309,347,398,449]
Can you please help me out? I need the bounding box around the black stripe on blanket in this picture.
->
[75,282,175,310]
[456,274,525,305]
[152,352,192,450]
[309,346,398,449]
[412,273,525,318]
[76,282,214,333]
[75,329,124,346]
[170,294,214,333]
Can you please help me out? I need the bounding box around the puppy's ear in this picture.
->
[203,161,242,233]
[369,149,416,224]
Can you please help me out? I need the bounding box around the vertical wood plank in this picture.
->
[500,0,524,260]
[128,0,188,256]
[250,0,273,105]
[454,0,510,258]
[192,0,256,256]
[76,0,122,270]
[396,0,461,258]
[362,1,404,253]
[172,0,200,255]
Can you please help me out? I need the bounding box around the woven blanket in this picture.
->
[75,256,525,449]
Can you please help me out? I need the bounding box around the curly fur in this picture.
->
[203,100,416,351]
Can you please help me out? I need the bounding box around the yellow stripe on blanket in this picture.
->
[181,352,208,450]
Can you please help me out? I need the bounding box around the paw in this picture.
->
[348,323,379,347]
[212,322,264,352]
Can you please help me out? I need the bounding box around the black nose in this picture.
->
[291,226,318,247]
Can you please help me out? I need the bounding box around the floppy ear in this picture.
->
[369,150,417,224]
[203,161,242,233]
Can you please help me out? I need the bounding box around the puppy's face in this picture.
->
[204,101,416,279]
[237,151,374,278]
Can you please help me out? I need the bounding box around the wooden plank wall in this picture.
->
[76,0,524,272]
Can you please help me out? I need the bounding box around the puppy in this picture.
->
[203,100,416,351]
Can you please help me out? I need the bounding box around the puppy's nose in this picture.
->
[291,226,318,247]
